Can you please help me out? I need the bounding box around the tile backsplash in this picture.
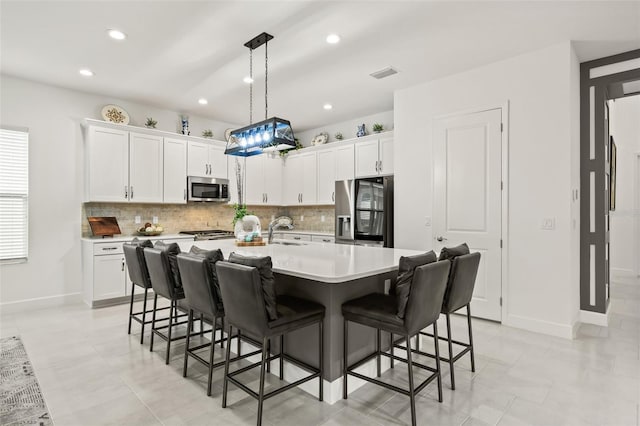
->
[82,203,335,237]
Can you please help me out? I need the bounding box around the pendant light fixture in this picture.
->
[225,32,296,157]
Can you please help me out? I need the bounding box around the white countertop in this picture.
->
[178,239,423,283]
[81,234,194,243]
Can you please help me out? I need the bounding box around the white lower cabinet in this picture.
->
[82,236,194,307]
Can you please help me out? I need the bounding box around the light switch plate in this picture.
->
[152,216,159,224]
[542,218,555,230]
[134,215,141,224]
[321,215,325,222]
[300,215,304,222]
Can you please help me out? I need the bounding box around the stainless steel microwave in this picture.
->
[187,176,230,202]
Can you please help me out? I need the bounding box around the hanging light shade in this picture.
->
[225,32,296,157]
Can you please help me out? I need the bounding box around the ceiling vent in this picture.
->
[370,66,398,80]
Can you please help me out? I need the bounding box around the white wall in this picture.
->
[394,42,579,338]
[609,95,640,278]
[0,75,238,308]
[296,110,393,147]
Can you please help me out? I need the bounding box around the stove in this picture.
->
[179,229,235,241]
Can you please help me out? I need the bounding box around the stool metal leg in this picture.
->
[390,332,394,369]
[222,325,233,408]
[446,312,455,390]
[319,319,324,401]
[207,315,216,396]
[237,330,242,356]
[376,328,381,377]
[343,319,348,399]
[183,309,193,377]
[140,287,149,344]
[279,334,284,380]
[266,339,271,373]
[406,333,416,426]
[257,337,269,426]
[165,300,174,365]
[467,304,476,372]
[220,318,225,349]
[127,281,135,335]
[433,322,443,402]
[150,294,158,352]
[200,313,204,336]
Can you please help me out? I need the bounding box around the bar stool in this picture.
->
[176,252,228,396]
[216,260,325,426]
[418,252,481,390]
[144,244,190,364]
[342,260,450,426]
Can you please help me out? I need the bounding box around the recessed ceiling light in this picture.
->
[79,69,94,77]
[323,103,333,110]
[107,29,127,40]
[326,34,340,44]
[243,76,254,84]
[198,98,208,105]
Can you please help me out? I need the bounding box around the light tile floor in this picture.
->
[1,278,639,426]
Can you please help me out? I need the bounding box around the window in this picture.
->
[0,128,29,262]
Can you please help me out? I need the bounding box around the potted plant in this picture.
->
[279,138,303,157]
[202,129,213,138]
[334,132,343,140]
[145,117,157,128]
[372,123,384,133]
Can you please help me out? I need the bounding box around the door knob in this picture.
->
[436,236,448,242]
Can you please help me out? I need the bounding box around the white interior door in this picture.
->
[433,108,503,321]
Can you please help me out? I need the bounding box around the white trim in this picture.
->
[0,292,82,315]
[611,267,635,278]
[589,58,640,79]
[635,153,640,277]
[505,314,575,339]
[579,306,611,327]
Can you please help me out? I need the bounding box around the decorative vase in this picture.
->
[356,124,366,137]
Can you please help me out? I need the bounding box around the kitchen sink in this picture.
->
[271,241,307,246]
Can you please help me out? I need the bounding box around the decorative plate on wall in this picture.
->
[101,104,130,124]
[311,132,329,146]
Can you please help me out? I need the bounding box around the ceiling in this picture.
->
[2,1,639,132]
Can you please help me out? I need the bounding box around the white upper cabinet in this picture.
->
[354,134,393,178]
[129,132,164,203]
[244,155,283,205]
[86,126,163,203]
[86,126,129,202]
[187,140,228,179]
[317,149,336,204]
[335,144,355,182]
[163,138,187,204]
[284,151,317,205]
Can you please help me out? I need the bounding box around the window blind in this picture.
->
[0,128,29,261]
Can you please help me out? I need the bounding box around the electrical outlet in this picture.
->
[425,216,431,227]
[152,216,159,224]
[134,215,141,224]
[300,215,304,222]
[321,215,325,222]
[541,218,555,230]
[271,215,275,221]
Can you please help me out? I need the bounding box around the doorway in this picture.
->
[432,106,506,322]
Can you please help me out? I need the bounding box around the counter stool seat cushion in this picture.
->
[268,295,325,333]
[342,293,404,333]
[395,251,437,318]
[228,253,278,320]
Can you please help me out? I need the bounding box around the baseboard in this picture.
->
[611,268,635,278]
[579,306,611,327]
[0,292,82,315]
[504,314,574,339]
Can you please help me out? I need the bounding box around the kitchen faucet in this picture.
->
[268,219,293,244]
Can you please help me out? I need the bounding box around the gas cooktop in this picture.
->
[179,229,235,241]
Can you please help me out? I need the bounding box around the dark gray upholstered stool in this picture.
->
[216,261,325,426]
[417,252,481,390]
[342,260,450,426]
[143,246,191,364]
[176,253,231,396]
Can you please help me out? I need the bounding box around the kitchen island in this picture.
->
[177,238,423,403]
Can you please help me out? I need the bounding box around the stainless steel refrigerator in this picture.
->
[335,176,394,247]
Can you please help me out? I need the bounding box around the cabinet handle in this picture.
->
[205,164,208,175]
[130,186,134,199]
[322,239,331,243]
[265,193,268,203]
[379,160,382,173]
[184,189,187,200]
[332,191,335,202]
[124,186,128,199]
[209,164,212,175]
[103,247,117,251]
[121,259,125,272]
[293,236,301,240]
